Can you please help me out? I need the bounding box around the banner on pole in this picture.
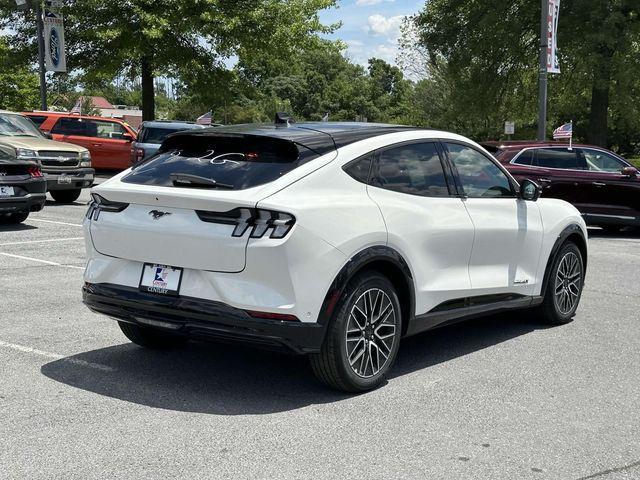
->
[44,11,66,72]
[546,0,560,74]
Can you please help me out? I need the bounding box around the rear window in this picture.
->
[139,127,187,144]
[513,149,535,166]
[122,134,321,190]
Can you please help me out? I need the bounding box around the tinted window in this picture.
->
[122,135,319,190]
[513,149,534,166]
[582,149,626,172]
[26,115,47,127]
[139,127,186,144]
[344,155,372,184]
[51,117,89,136]
[373,142,449,197]
[445,143,513,198]
[535,148,586,169]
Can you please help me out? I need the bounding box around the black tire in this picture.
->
[50,189,81,203]
[118,321,186,349]
[0,212,29,224]
[535,242,584,325]
[310,271,402,393]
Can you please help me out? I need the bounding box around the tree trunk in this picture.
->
[141,56,155,121]
[587,51,613,148]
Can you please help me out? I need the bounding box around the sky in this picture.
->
[319,0,426,68]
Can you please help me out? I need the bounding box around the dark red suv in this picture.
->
[482,141,640,230]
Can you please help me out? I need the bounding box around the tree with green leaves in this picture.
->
[405,0,640,149]
[0,37,39,111]
[1,0,337,120]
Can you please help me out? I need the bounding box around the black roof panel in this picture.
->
[172,122,424,155]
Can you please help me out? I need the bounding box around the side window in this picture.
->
[535,148,585,169]
[51,117,88,136]
[445,143,514,198]
[91,120,127,139]
[373,142,450,197]
[582,149,626,173]
[26,115,47,127]
[513,149,534,166]
[343,154,372,184]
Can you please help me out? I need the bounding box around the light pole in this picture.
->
[14,0,47,110]
[537,0,548,141]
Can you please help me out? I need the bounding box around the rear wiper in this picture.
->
[170,173,234,189]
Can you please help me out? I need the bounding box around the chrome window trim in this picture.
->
[509,146,633,174]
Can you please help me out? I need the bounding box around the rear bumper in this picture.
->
[0,191,46,213]
[83,283,327,354]
[44,168,95,191]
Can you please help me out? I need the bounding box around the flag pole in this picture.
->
[569,120,573,150]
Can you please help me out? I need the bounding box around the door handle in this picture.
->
[592,182,606,187]
[92,143,102,147]
[537,178,551,185]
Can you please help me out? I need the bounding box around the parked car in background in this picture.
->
[83,122,587,392]
[0,151,46,224]
[24,112,137,170]
[131,120,205,164]
[483,141,640,231]
[0,111,93,203]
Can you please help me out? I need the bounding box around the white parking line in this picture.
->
[0,237,83,246]
[28,218,83,227]
[0,252,84,269]
[0,340,115,372]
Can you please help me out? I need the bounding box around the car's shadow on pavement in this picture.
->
[41,313,544,415]
[0,222,38,231]
[44,200,86,207]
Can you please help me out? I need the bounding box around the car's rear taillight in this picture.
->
[28,165,43,178]
[196,207,295,239]
[86,193,129,220]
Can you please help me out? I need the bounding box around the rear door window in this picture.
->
[51,117,89,136]
[535,148,586,170]
[122,134,320,190]
[373,142,450,197]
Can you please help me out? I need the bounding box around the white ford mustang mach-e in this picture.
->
[82,122,587,392]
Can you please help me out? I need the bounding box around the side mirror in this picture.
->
[44,132,53,140]
[621,166,639,177]
[122,133,134,142]
[520,179,542,201]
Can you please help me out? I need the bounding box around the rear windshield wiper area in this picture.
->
[170,173,234,189]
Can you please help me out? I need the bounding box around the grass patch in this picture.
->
[629,157,640,168]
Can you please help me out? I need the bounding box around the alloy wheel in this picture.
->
[345,288,397,378]
[554,251,582,315]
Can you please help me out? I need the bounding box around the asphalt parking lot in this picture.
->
[1,186,639,480]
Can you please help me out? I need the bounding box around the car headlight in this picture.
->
[80,151,91,167]
[16,148,37,159]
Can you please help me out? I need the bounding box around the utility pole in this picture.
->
[537,0,548,140]
[35,0,48,110]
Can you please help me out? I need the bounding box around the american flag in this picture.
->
[553,122,573,139]
[196,111,212,126]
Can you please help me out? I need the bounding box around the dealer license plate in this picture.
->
[139,263,183,296]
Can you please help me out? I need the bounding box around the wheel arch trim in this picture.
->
[540,223,588,296]
[317,245,415,336]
